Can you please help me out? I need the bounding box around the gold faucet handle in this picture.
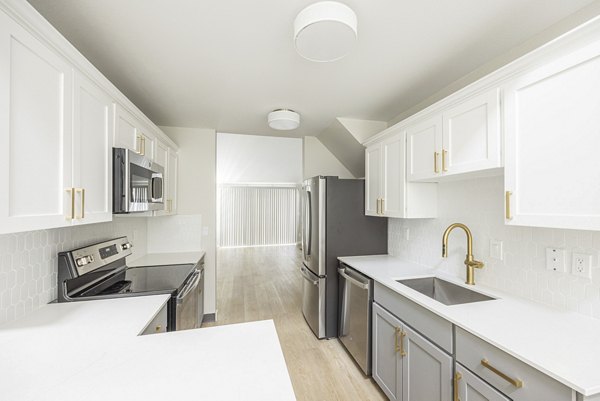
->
[467,260,485,269]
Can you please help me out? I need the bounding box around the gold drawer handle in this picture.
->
[505,191,512,220]
[481,359,523,388]
[434,152,439,173]
[454,372,462,401]
[155,325,162,332]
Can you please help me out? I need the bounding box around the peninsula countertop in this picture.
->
[0,295,295,401]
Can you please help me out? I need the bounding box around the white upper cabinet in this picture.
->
[503,40,600,230]
[406,115,442,181]
[365,129,437,219]
[72,71,114,225]
[442,88,501,176]
[167,148,178,215]
[114,104,154,160]
[407,88,502,182]
[0,10,74,234]
[365,145,382,216]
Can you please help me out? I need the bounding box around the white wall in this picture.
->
[302,136,355,180]
[0,218,148,326]
[160,126,218,315]
[217,133,302,184]
[388,175,600,319]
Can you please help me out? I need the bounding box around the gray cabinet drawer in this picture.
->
[455,327,573,401]
[374,282,453,353]
[140,302,168,335]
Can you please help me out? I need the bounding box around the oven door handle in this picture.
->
[177,271,201,303]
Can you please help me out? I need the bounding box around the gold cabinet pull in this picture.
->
[434,152,440,173]
[454,372,462,401]
[141,136,146,156]
[75,188,85,219]
[505,191,512,220]
[66,188,75,220]
[376,198,381,215]
[481,359,523,388]
[442,149,448,172]
[395,327,407,356]
[155,324,162,332]
[136,134,142,154]
[381,198,385,215]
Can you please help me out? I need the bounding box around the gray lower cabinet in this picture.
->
[141,302,168,335]
[373,302,452,401]
[456,363,511,401]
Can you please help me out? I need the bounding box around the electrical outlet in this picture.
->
[572,253,592,279]
[546,248,565,272]
[404,228,410,241]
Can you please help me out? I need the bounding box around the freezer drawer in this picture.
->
[338,265,373,375]
[300,265,326,338]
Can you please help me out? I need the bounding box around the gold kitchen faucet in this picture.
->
[442,223,484,285]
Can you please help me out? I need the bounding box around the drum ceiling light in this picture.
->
[268,109,300,131]
[294,1,358,62]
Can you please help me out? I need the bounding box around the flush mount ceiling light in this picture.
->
[294,1,358,62]
[268,109,300,130]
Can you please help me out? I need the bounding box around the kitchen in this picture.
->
[2,0,600,400]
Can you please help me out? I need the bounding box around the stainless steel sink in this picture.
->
[397,277,495,306]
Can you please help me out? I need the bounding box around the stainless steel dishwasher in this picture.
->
[338,263,373,375]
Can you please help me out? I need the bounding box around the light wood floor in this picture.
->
[204,245,387,401]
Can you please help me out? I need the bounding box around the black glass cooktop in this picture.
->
[97,263,196,296]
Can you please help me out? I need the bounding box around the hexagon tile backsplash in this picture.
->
[0,218,147,326]
[388,176,600,319]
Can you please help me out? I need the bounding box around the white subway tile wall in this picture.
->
[389,175,600,319]
[0,218,147,326]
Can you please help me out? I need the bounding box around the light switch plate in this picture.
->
[490,240,503,261]
[546,248,565,272]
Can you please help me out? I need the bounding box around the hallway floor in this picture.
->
[204,245,386,401]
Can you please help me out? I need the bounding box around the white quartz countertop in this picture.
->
[127,251,205,267]
[339,254,600,396]
[0,295,295,401]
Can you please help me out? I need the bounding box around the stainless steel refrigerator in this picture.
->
[300,176,387,339]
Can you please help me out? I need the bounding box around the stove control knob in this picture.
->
[76,255,94,267]
[121,243,132,251]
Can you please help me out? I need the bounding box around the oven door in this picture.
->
[175,270,200,331]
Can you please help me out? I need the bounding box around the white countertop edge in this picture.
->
[338,254,600,396]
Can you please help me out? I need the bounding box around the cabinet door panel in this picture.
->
[114,104,137,151]
[381,133,405,218]
[365,145,381,216]
[72,72,113,224]
[504,41,600,230]
[456,363,510,401]
[0,12,73,233]
[406,116,441,181]
[402,324,452,401]
[442,88,501,175]
[153,140,169,216]
[372,302,401,401]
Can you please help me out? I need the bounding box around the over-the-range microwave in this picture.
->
[113,148,164,213]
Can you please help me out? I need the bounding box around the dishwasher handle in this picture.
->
[338,267,370,290]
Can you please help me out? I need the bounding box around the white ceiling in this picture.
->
[28,0,596,138]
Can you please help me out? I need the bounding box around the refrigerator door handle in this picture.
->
[306,189,312,257]
[300,266,318,285]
